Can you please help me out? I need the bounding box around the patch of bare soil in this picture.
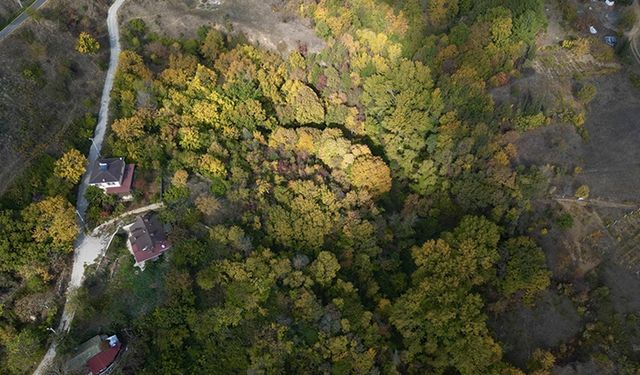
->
[501,22,640,363]
[538,1,567,48]
[542,200,614,278]
[516,72,640,202]
[515,68,640,288]
[120,0,325,55]
[489,290,582,368]
[553,359,607,375]
[600,260,640,313]
[0,0,110,194]
[579,73,640,202]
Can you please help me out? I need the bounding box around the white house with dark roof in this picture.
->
[88,157,135,196]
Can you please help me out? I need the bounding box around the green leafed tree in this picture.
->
[200,28,225,62]
[390,216,505,374]
[498,237,550,304]
[309,251,340,286]
[265,180,338,253]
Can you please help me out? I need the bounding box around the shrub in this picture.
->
[76,32,100,54]
[575,184,590,199]
[630,72,640,90]
[618,7,637,31]
[575,83,597,104]
[556,212,574,230]
[514,112,548,131]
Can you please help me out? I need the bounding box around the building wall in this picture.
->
[90,181,122,190]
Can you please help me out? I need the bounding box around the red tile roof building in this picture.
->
[124,212,171,270]
[65,335,123,375]
[87,340,122,375]
[105,164,135,195]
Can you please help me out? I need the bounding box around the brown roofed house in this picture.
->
[88,157,135,197]
[65,334,122,375]
[123,212,171,270]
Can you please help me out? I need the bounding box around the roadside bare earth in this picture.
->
[120,0,324,54]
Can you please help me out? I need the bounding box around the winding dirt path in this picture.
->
[32,0,127,373]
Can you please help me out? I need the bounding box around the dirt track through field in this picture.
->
[555,197,640,210]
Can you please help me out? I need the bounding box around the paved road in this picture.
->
[0,0,49,41]
[33,0,128,373]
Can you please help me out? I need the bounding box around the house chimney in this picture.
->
[99,162,108,171]
[107,335,119,348]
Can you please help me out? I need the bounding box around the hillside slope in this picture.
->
[0,0,109,194]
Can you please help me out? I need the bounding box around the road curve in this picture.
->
[0,0,49,41]
[76,0,126,220]
[32,0,127,373]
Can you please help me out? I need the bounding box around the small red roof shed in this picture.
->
[87,340,122,375]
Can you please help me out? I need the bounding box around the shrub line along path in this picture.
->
[33,0,129,373]
[627,0,640,65]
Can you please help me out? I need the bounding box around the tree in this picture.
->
[390,216,504,374]
[265,181,338,252]
[76,32,100,54]
[54,149,87,184]
[1,328,44,374]
[198,154,226,178]
[528,349,555,375]
[490,12,513,45]
[200,28,225,62]
[361,60,443,192]
[349,156,392,197]
[195,195,221,216]
[282,80,325,124]
[22,196,78,249]
[309,251,340,286]
[498,237,550,304]
[85,185,115,207]
[427,0,459,30]
[172,170,189,187]
[111,113,146,140]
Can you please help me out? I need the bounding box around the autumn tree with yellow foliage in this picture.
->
[76,32,100,54]
[54,149,87,184]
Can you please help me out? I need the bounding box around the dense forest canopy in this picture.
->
[1,0,639,374]
[98,0,549,373]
